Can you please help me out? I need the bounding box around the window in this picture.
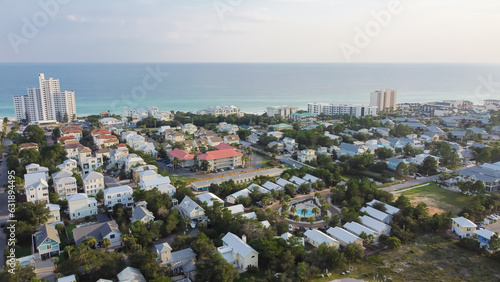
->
[47,245,51,250]
[110,234,115,239]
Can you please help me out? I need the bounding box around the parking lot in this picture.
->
[485,216,500,233]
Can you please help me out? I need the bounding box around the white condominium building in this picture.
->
[103,185,134,209]
[266,106,298,118]
[308,103,378,117]
[13,73,77,123]
[370,89,397,111]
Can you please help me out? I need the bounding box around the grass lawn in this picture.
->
[255,152,272,168]
[235,272,267,282]
[66,224,77,238]
[15,243,32,258]
[170,175,198,183]
[394,182,473,215]
[312,234,500,282]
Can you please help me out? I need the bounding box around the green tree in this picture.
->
[488,233,500,252]
[387,237,402,250]
[22,125,46,147]
[196,253,239,282]
[420,156,438,176]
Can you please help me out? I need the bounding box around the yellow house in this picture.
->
[218,232,258,271]
[452,217,477,238]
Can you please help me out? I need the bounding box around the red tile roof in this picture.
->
[57,136,76,141]
[91,129,111,136]
[215,143,233,150]
[168,148,194,161]
[117,143,127,147]
[198,148,242,161]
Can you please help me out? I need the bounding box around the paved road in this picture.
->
[380,175,440,192]
[0,139,13,270]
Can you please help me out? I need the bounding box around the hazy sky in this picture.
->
[1,0,500,63]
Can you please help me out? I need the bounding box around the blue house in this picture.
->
[387,157,408,170]
[474,229,496,251]
[34,224,60,259]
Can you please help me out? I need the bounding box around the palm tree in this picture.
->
[282,203,289,212]
[64,245,76,259]
[312,207,320,217]
[323,215,330,222]
[55,223,65,237]
[321,204,330,214]
[315,192,321,199]
[301,209,308,217]
[102,238,111,250]
[290,206,297,214]
[307,217,315,224]
[293,215,300,222]
[172,157,180,170]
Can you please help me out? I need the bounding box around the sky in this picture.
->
[1,0,500,63]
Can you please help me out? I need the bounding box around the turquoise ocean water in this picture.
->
[0,63,499,117]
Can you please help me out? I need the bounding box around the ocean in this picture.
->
[0,63,499,118]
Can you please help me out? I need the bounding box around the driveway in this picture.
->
[380,175,439,192]
[35,258,56,282]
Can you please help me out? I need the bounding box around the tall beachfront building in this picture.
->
[266,106,298,118]
[370,89,397,111]
[307,103,378,117]
[13,73,77,123]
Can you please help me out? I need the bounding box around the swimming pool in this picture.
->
[296,209,314,217]
[19,261,30,266]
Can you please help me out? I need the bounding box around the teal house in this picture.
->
[34,224,60,259]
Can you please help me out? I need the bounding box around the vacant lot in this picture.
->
[393,182,473,215]
[313,234,500,282]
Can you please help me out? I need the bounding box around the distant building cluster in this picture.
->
[307,103,378,117]
[13,73,77,124]
[198,105,243,117]
[370,88,397,111]
[266,105,298,118]
[123,106,173,124]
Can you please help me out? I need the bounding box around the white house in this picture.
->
[304,229,339,249]
[73,220,122,248]
[226,189,251,204]
[326,227,363,247]
[262,181,283,192]
[83,171,105,196]
[227,204,245,215]
[56,159,78,172]
[343,221,379,241]
[365,199,400,216]
[195,192,223,207]
[218,232,259,270]
[67,193,98,220]
[359,215,391,235]
[298,149,317,163]
[451,217,477,238]
[360,206,392,224]
[182,123,198,135]
[178,196,206,221]
[26,163,49,176]
[117,267,146,282]
[53,176,78,200]
[139,171,175,196]
[103,185,134,209]
[25,178,49,203]
[155,242,197,278]
[131,206,155,223]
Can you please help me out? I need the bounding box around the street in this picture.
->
[380,175,440,192]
